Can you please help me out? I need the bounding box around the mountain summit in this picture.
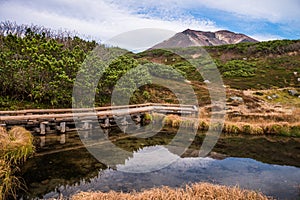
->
[152,29,258,48]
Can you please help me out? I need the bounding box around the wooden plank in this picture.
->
[0,107,152,121]
[0,104,197,123]
[0,103,196,115]
[0,103,153,115]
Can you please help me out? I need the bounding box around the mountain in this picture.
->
[152,29,258,48]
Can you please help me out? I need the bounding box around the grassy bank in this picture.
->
[154,114,300,137]
[72,182,270,200]
[0,126,34,200]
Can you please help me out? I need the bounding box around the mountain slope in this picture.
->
[152,29,258,48]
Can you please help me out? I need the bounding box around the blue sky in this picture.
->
[0,0,299,42]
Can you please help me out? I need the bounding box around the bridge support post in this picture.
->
[60,134,66,144]
[40,122,48,135]
[105,117,110,127]
[101,117,110,128]
[121,125,127,133]
[103,128,109,136]
[83,121,91,130]
[135,114,141,123]
[121,116,128,126]
[193,105,199,118]
[60,122,66,133]
[40,136,46,147]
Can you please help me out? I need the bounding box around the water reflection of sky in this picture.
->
[44,146,300,200]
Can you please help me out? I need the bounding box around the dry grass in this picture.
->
[161,114,300,137]
[71,182,271,200]
[223,107,300,136]
[0,126,34,200]
[0,127,8,147]
[163,115,198,129]
[222,122,300,136]
[0,159,20,200]
[1,126,34,164]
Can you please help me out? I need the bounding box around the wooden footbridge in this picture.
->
[0,103,198,134]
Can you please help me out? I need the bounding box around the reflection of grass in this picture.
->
[72,182,269,200]
[0,126,34,199]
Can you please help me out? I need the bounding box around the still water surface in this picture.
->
[19,127,300,199]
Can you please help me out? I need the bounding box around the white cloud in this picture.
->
[104,0,300,24]
[250,34,283,42]
[0,0,221,42]
[101,0,300,41]
[1,0,298,43]
[184,0,300,23]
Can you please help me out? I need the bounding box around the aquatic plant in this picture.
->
[198,120,209,131]
[163,115,198,129]
[143,113,153,122]
[263,123,290,136]
[223,123,241,134]
[163,115,181,128]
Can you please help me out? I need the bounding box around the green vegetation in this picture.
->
[1,21,300,109]
[221,60,256,77]
[0,126,34,200]
[136,49,203,81]
[204,39,300,55]
[138,40,300,89]
[0,23,152,108]
[0,22,188,109]
[253,89,300,107]
[0,25,96,109]
[206,40,300,89]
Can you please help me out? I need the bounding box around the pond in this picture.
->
[18,126,300,199]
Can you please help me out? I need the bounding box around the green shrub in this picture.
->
[221,60,256,77]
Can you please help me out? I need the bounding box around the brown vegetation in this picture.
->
[72,182,270,200]
[0,126,34,200]
[163,114,198,129]
[160,112,300,137]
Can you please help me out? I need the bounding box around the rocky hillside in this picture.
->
[152,29,258,48]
